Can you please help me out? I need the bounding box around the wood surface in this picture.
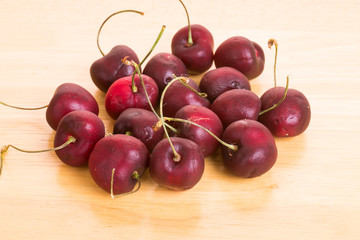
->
[1,0,360,239]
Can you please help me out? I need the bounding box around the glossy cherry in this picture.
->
[149,137,204,190]
[257,39,311,137]
[199,66,250,102]
[211,89,261,128]
[105,74,159,120]
[90,10,143,92]
[113,108,164,151]
[171,1,214,74]
[89,134,149,195]
[172,105,223,157]
[258,87,311,137]
[90,45,140,92]
[221,119,278,178]
[46,83,99,130]
[54,110,105,167]
[162,78,210,117]
[143,52,188,93]
[214,36,265,80]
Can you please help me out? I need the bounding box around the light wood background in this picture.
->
[1,0,360,239]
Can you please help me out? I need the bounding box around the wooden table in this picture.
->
[1,0,359,239]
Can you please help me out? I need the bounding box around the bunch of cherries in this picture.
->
[1,1,310,197]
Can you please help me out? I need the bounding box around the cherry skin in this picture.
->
[221,119,278,178]
[54,110,105,167]
[88,134,149,195]
[171,24,214,75]
[46,83,99,130]
[214,36,265,80]
[113,108,164,151]
[258,87,311,137]
[149,137,204,190]
[143,52,188,93]
[105,74,159,120]
[173,105,223,157]
[211,89,261,128]
[162,78,210,118]
[90,45,140,92]
[199,66,250,102]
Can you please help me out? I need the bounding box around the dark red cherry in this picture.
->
[90,45,140,92]
[214,36,265,80]
[46,83,99,130]
[143,52,188,93]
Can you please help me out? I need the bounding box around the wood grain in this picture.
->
[1,0,360,239]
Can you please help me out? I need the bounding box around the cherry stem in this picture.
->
[178,0,193,46]
[259,75,290,115]
[268,38,278,87]
[159,77,190,162]
[179,80,207,98]
[97,10,144,56]
[0,136,76,176]
[129,25,166,93]
[164,117,238,151]
[0,101,48,110]
[110,168,140,198]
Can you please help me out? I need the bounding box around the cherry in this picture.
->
[113,108,164,151]
[1,110,105,174]
[221,119,278,178]
[171,0,214,74]
[143,52,188,93]
[90,45,140,92]
[211,89,261,128]
[104,74,159,120]
[258,39,311,137]
[162,77,210,117]
[214,36,265,80]
[199,66,250,102]
[46,83,99,130]
[172,105,223,157]
[54,110,105,167]
[259,87,311,137]
[90,10,143,92]
[1,83,99,131]
[149,137,204,190]
[88,134,149,196]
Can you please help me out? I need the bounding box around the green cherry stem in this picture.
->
[164,117,238,151]
[129,25,166,93]
[259,75,290,116]
[0,136,76,176]
[110,168,141,198]
[179,80,207,98]
[0,101,48,110]
[159,77,190,162]
[178,0,193,47]
[268,38,279,87]
[97,10,144,56]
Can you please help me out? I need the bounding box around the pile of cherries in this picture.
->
[0,1,311,197]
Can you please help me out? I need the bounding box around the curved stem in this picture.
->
[160,77,189,162]
[97,10,144,56]
[268,39,278,87]
[129,25,166,93]
[179,80,207,98]
[0,101,48,110]
[178,0,193,46]
[259,75,290,115]
[139,25,166,67]
[0,136,76,175]
[111,168,141,198]
[164,117,238,151]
